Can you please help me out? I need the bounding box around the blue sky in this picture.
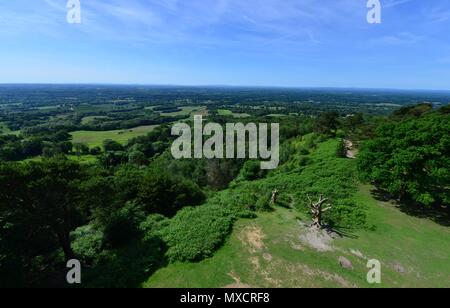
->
[0,0,449,90]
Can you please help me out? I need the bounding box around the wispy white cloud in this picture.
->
[28,0,364,47]
[0,0,448,55]
[384,0,415,9]
[367,32,424,45]
[425,6,450,23]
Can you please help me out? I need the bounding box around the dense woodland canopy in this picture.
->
[0,86,449,287]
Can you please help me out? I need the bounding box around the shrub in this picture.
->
[323,199,369,229]
[139,214,169,241]
[237,160,267,181]
[71,225,103,262]
[303,133,320,149]
[161,204,235,262]
[298,156,311,167]
[298,146,310,155]
[255,192,273,211]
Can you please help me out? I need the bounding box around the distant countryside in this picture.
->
[0,85,449,288]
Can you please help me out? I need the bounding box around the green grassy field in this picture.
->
[70,125,159,148]
[160,106,207,117]
[267,114,288,118]
[81,116,110,125]
[217,109,250,118]
[144,185,450,288]
[75,103,115,114]
[36,105,60,111]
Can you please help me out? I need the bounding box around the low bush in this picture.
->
[161,204,236,262]
[71,225,103,262]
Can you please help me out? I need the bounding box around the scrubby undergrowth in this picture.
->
[155,137,370,264]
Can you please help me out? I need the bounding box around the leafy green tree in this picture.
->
[51,130,71,143]
[103,202,145,248]
[90,146,102,155]
[103,139,124,152]
[58,141,73,154]
[315,111,339,136]
[22,138,43,157]
[128,150,147,166]
[392,103,433,118]
[237,160,267,181]
[0,142,23,161]
[137,169,205,217]
[42,142,65,158]
[98,151,127,168]
[344,113,364,133]
[0,158,87,261]
[358,112,450,206]
[74,143,90,156]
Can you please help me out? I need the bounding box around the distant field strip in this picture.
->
[70,125,159,148]
[24,155,98,164]
[160,106,207,117]
[81,116,110,125]
[217,109,250,118]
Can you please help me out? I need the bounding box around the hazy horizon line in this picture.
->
[1,82,450,93]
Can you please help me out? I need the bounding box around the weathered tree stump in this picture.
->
[270,189,279,206]
[308,195,332,229]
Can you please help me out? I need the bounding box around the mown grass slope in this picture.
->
[144,138,450,288]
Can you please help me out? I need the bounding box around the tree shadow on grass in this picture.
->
[370,188,450,227]
[370,187,394,202]
[397,203,450,227]
[326,225,359,240]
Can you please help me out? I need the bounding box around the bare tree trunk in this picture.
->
[308,195,332,229]
[270,189,279,206]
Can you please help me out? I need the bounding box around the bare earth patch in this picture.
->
[262,258,355,288]
[350,249,367,260]
[299,227,335,252]
[224,272,252,288]
[239,225,266,253]
[344,139,358,159]
[263,253,273,262]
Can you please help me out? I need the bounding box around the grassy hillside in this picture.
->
[143,138,450,288]
[70,125,159,148]
[145,186,450,288]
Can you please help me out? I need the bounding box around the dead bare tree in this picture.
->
[307,195,332,229]
[270,189,279,206]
